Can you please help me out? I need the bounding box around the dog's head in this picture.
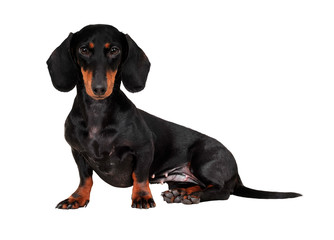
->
[47,24,150,100]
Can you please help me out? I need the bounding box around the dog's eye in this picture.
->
[79,47,91,56]
[108,47,120,56]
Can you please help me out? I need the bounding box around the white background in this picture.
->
[1,0,333,239]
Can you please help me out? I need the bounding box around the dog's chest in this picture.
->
[76,125,134,187]
[82,124,118,157]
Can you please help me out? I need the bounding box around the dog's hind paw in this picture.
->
[161,188,201,204]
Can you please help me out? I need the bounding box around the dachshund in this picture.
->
[47,24,301,209]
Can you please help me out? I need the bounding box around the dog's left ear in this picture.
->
[47,33,79,92]
[121,34,150,93]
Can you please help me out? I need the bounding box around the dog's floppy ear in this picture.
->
[47,33,79,92]
[121,34,150,93]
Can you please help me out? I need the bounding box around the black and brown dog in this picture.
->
[47,24,301,209]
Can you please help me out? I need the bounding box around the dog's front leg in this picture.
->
[131,151,155,209]
[56,149,93,209]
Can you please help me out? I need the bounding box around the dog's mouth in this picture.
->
[81,68,117,101]
[91,95,107,100]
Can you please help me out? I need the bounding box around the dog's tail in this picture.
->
[233,175,302,199]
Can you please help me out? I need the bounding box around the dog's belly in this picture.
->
[83,148,134,188]
[149,163,205,187]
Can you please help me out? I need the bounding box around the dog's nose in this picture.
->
[93,85,107,95]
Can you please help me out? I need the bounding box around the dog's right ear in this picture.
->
[47,33,79,92]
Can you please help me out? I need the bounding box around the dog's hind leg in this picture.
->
[161,183,232,204]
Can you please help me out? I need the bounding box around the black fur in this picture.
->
[47,33,79,92]
[47,24,301,209]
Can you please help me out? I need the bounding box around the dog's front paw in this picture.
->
[131,194,156,209]
[56,196,90,209]
[131,174,156,209]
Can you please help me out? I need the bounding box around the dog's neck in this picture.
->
[74,85,134,127]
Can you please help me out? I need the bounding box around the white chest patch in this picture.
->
[89,126,99,139]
